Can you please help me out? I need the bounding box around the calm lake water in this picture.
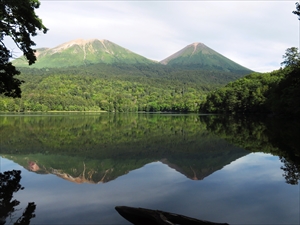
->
[0,113,299,225]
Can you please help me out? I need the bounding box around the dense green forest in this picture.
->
[199,64,300,116]
[1,57,299,115]
[0,63,248,112]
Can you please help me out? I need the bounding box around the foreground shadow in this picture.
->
[115,206,229,225]
[0,170,36,225]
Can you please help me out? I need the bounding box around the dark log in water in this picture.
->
[115,206,229,225]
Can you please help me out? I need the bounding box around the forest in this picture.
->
[1,60,299,115]
[0,55,299,115]
[199,62,300,116]
[0,63,247,113]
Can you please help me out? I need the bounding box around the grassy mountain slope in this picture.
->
[13,39,252,75]
[13,39,155,68]
[160,42,252,74]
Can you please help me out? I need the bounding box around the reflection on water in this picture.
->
[0,113,299,224]
[0,170,36,225]
[0,113,248,184]
[201,115,300,185]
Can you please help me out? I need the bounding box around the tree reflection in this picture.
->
[0,170,36,225]
[280,157,300,185]
[200,115,300,185]
[266,119,300,185]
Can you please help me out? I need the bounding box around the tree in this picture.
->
[293,2,300,19]
[0,0,48,97]
[281,47,300,68]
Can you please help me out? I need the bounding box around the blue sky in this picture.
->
[7,1,300,72]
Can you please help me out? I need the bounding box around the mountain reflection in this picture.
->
[1,113,299,185]
[0,113,248,184]
[2,140,247,184]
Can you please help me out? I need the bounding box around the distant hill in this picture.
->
[160,42,252,74]
[13,39,155,68]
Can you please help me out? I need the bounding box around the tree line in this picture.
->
[199,49,300,117]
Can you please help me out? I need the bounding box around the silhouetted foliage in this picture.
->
[292,2,300,19]
[280,157,300,185]
[0,0,47,97]
[0,170,36,225]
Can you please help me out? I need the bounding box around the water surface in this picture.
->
[0,113,299,225]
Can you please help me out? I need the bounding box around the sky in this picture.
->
[7,0,300,72]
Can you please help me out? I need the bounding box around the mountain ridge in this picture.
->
[13,38,253,73]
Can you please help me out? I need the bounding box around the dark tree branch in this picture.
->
[0,0,48,97]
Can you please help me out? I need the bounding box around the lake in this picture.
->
[0,113,299,225]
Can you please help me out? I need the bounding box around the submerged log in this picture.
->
[115,206,229,225]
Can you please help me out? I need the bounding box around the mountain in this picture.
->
[160,42,252,73]
[13,39,155,68]
[5,39,255,113]
[12,39,252,74]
